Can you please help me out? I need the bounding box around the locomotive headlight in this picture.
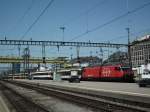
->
[71,71,78,76]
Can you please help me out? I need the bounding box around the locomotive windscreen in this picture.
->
[121,67,131,71]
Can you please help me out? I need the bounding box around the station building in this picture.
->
[131,35,150,67]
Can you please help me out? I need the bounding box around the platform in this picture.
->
[0,92,11,112]
[15,79,150,97]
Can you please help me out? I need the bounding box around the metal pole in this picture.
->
[23,49,25,77]
[18,44,21,57]
[27,46,30,77]
[108,41,110,64]
[12,63,14,80]
[42,43,46,67]
[126,28,132,69]
[60,27,65,42]
[76,46,80,65]
[77,46,80,59]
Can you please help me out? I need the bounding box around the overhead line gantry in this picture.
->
[0,39,127,48]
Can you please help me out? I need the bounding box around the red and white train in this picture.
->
[82,64,134,82]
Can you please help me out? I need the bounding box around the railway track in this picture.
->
[1,80,150,112]
[0,82,49,112]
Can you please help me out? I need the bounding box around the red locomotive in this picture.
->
[82,65,134,82]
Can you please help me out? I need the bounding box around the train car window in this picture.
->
[115,67,121,71]
[121,67,130,71]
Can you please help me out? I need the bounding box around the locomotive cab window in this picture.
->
[121,67,130,71]
[115,67,121,71]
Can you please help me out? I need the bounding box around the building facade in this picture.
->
[131,35,150,67]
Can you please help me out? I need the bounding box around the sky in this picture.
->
[0,0,150,59]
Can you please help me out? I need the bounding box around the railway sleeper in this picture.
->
[6,80,150,112]
[10,80,150,110]
[0,81,50,112]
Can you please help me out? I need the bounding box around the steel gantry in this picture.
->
[0,56,66,64]
[0,39,128,65]
[0,39,127,48]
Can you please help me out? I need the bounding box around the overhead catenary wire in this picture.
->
[20,0,54,40]
[62,0,110,27]
[69,1,150,41]
[131,28,150,38]
[106,27,150,42]
[10,0,35,33]
[6,0,35,51]
[5,0,54,55]
[19,0,35,23]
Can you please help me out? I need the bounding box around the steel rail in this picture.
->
[6,80,150,112]
[0,81,49,112]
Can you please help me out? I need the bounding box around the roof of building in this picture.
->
[132,35,150,45]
